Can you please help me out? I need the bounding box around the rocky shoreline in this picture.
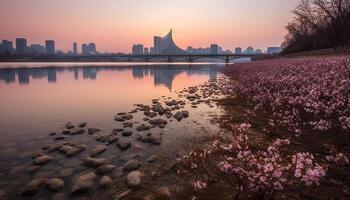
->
[0,78,226,200]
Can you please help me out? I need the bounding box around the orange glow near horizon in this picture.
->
[0,0,298,53]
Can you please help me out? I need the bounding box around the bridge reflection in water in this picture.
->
[0,65,220,91]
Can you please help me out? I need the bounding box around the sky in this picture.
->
[0,0,298,53]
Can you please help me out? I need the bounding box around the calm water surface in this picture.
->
[0,62,224,199]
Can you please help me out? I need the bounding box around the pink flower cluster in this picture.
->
[177,123,327,195]
[223,56,350,134]
[326,152,349,165]
[192,180,207,190]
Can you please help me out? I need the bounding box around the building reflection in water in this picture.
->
[0,64,220,91]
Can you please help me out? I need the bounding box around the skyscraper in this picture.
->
[30,44,45,55]
[16,38,27,55]
[132,44,144,55]
[45,40,55,55]
[1,40,13,54]
[73,42,78,55]
[144,47,149,54]
[82,44,89,55]
[235,47,242,54]
[88,43,96,53]
[210,44,219,54]
[154,36,161,55]
[152,30,186,55]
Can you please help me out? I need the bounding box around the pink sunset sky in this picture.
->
[0,0,298,53]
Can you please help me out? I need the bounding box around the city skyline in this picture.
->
[0,0,298,53]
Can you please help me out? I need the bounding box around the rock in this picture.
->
[96,165,115,175]
[94,133,111,142]
[122,130,133,136]
[113,128,124,133]
[147,155,157,163]
[157,186,171,198]
[182,111,189,118]
[173,111,183,121]
[187,94,197,101]
[148,118,167,128]
[117,112,127,115]
[123,159,141,171]
[121,114,133,120]
[78,122,87,128]
[117,141,131,151]
[27,166,40,174]
[108,136,119,144]
[34,155,53,165]
[49,132,56,136]
[153,104,165,115]
[62,130,71,135]
[140,133,162,145]
[21,179,47,196]
[52,192,65,200]
[100,176,113,187]
[114,116,125,122]
[88,128,101,135]
[144,111,157,118]
[59,145,86,157]
[143,117,149,121]
[123,122,133,128]
[136,124,150,131]
[165,112,172,119]
[115,190,132,200]
[72,129,85,135]
[46,144,64,153]
[65,122,75,129]
[59,168,74,177]
[47,178,64,192]
[54,136,66,141]
[82,157,107,168]
[91,145,108,157]
[126,171,142,187]
[71,172,97,194]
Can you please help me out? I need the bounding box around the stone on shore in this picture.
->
[123,159,141,171]
[72,129,85,135]
[70,172,97,194]
[100,176,113,187]
[65,122,75,129]
[78,122,87,128]
[47,178,64,192]
[34,155,53,165]
[117,141,131,151]
[126,171,142,187]
[182,111,189,118]
[59,168,74,177]
[91,145,108,157]
[122,130,133,136]
[173,111,183,121]
[88,128,101,135]
[136,124,150,131]
[21,179,47,196]
[147,155,158,163]
[108,136,119,144]
[82,157,107,168]
[96,165,115,175]
[121,114,133,120]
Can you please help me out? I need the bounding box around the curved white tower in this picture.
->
[154,30,187,55]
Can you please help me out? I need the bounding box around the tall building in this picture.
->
[150,47,155,54]
[235,47,242,54]
[144,47,149,54]
[210,44,219,54]
[16,38,27,55]
[153,30,186,55]
[73,42,78,55]
[88,43,96,53]
[30,44,45,55]
[45,40,55,55]
[82,44,89,55]
[245,47,254,54]
[132,44,144,55]
[1,40,13,54]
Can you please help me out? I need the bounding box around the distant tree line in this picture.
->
[282,0,350,54]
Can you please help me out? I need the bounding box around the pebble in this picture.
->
[123,159,141,171]
[126,171,142,187]
[88,128,101,135]
[47,178,64,192]
[21,179,47,196]
[59,168,74,177]
[91,145,108,157]
[96,165,115,175]
[173,111,183,121]
[34,155,53,165]
[78,122,87,128]
[122,130,133,136]
[82,157,107,168]
[100,176,113,187]
[117,141,132,151]
[136,124,150,131]
[70,172,97,194]
[65,122,75,129]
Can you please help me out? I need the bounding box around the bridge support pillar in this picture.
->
[225,56,229,63]
[167,56,173,62]
[188,56,193,62]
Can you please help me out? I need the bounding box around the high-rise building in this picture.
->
[82,44,89,55]
[88,43,96,53]
[245,47,254,54]
[150,47,155,54]
[1,40,13,54]
[154,36,162,55]
[235,47,242,54]
[45,40,55,55]
[73,42,78,55]
[132,44,144,55]
[30,44,45,55]
[255,49,263,54]
[144,47,149,54]
[210,44,219,54]
[16,38,27,55]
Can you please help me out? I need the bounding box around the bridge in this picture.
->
[68,53,266,63]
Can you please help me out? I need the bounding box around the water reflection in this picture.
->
[0,65,220,91]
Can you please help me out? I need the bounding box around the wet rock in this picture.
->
[46,144,64,153]
[94,133,111,142]
[112,128,124,133]
[157,186,171,198]
[144,111,157,118]
[52,192,65,200]
[173,111,183,121]
[108,136,119,144]
[147,155,157,163]
[88,128,101,135]
[49,132,56,136]
[187,94,197,101]
[139,133,162,145]
[182,111,189,118]
[27,166,40,174]
[126,171,142,187]
[123,159,141,171]
[136,124,150,131]
[78,122,87,128]
[117,141,131,151]
[34,155,53,165]
[114,116,125,122]
[165,112,172,119]
[148,118,167,128]
[122,130,133,136]
[62,130,71,135]
[65,122,75,129]
[123,122,133,128]
[153,104,165,115]
[82,157,107,168]
[59,145,86,157]
[143,117,149,121]
[47,178,64,192]
[100,176,113,187]
[72,129,85,135]
[117,112,127,116]
[96,165,115,175]
[59,168,74,177]
[54,136,66,141]
[91,145,108,157]
[121,114,133,120]
[21,179,47,196]
[71,172,97,194]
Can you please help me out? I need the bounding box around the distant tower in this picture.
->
[235,47,242,54]
[45,40,55,55]
[144,47,149,54]
[210,44,219,55]
[1,40,13,54]
[82,44,88,55]
[73,42,78,55]
[88,43,96,53]
[132,44,144,55]
[154,36,161,55]
[16,38,27,55]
